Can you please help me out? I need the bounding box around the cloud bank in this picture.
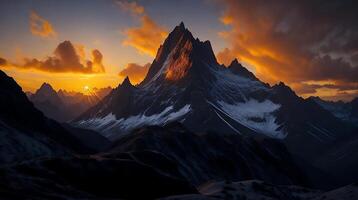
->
[2,41,105,74]
[218,0,358,101]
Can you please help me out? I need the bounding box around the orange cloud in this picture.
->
[118,1,168,57]
[216,47,237,66]
[90,49,105,73]
[29,11,57,38]
[220,15,233,25]
[122,16,168,56]
[218,0,358,101]
[74,44,86,62]
[2,41,105,74]
[118,62,150,84]
[116,0,144,16]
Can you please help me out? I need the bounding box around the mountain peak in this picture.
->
[178,21,185,31]
[39,82,54,90]
[171,22,193,43]
[170,22,187,36]
[117,76,136,93]
[141,22,218,84]
[121,76,132,87]
[228,59,258,81]
[31,82,64,107]
[230,58,240,66]
[228,58,242,68]
[36,82,57,96]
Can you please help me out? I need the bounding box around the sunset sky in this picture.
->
[0,0,357,101]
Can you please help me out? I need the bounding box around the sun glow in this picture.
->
[83,85,91,94]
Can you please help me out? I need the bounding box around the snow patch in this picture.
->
[216,99,286,139]
[207,63,268,102]
[77,105,191,139]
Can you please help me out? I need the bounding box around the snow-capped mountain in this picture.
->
[75,23,354,163]
[76,23,280,138]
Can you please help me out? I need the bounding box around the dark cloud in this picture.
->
[308,55,358,82]
[292,81,358,102]
[351,53,358,63]
[294,83,357,95]
[218,0,358,99]
[118,62,150,84]
[329,91,358,102]
[20,41,105,73]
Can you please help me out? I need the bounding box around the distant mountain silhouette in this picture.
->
[29,83,112,122]
[309,96,358,124]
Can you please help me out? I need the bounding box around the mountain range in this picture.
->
[309,96,358,125]
[1,22,358,199]
[27,83,111,122]
[0,69,200,199]
[74,23,357,182]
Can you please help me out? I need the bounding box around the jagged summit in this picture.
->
[32,82,59,100]
[121,76,133,87]
[115,76,136,94]
[228,58,258,81]
[229,58,240,66]
[178,21,185,29]
[39,82,54,91]
[172,21,187,37]
[141,22,218,85]
[35,82,57,97]
[41,82,52,87]
[30,82,64,116]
